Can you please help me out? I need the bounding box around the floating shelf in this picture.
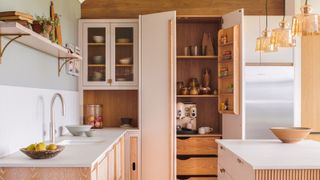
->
[177,95,218,98]
[116,42,133,46]
[0,22,82,60]
[88,43,105,46]
[177,55,218,59]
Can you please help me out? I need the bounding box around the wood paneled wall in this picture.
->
[81,0,284,19]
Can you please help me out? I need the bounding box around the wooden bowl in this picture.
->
[20,145,64,159]
[270,127,312,143]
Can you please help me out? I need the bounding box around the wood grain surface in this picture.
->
[81,0,284,18]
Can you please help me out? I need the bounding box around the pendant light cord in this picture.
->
[305,0,308,5]
[282,0,285,21]
[265,0,268,31]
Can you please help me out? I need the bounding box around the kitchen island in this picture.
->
[216,139,320,180]
[0,128,136,180]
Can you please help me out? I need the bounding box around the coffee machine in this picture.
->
[176,102,197,131]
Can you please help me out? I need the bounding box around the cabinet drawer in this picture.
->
[177,137,219,155]
[218,145,254,180]
[177,157,217,176]
[218,163,234,180]
[178,177,217,180]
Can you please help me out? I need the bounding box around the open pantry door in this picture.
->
[220,9,245,139]
[140,11,176,180]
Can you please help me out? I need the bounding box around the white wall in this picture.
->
[0,85,80,157]
[0,0,81,157]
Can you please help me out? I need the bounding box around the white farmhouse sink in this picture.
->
[58,139,104,145]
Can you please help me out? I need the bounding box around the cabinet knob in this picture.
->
[220,168,226,173]
[107,79,112,84]
[220,146,224,150]
[237,158,243,164]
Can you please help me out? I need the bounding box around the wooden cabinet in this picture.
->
[177,157,217,176]
[108,148,115,180]
[125,131,140,180]
[115,137,124,180]
[177,136,219,155]
[79,19,138,90]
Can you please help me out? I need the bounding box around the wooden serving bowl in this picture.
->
[20,145,64,159]
[270,127,312,143]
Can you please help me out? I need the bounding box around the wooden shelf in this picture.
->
[220,92,234,95]
[116,42,133,46]
[219,75,233,79]
[88,64,105,67]
[177,56,218,59]
[177,95,218,98]
[219,42,233,47]
[116,64,133,67]
[0,22,82,60]
[177,133,222,138]
[218,59,233,63]
[88,43,105,46]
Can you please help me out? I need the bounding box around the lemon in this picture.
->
[46,144,57,150]
[35,143,46,151]
[26,144,36,151]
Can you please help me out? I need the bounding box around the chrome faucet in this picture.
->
[50,93,65,144]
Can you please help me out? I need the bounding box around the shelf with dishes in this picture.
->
[116,42,133,46]
[88,43,105,46]
[88,64,106,67]
[177,55,218,60]
[177,95,218,98]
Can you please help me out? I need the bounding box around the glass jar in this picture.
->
[85,104,103,129]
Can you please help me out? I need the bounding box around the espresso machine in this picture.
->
[176,102,197,133]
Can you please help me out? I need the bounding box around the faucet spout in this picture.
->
[50,93,65,144]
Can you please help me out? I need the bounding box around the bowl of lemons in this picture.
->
[20,142,64,159]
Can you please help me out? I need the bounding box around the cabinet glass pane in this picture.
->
[87,28,106,82]
[115,27,134,82]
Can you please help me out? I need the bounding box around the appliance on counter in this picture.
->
[177,102,197,134]
[120,117,133,128]
[245,66,296,139]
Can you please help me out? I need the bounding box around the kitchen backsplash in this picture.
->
[0,85,80,157]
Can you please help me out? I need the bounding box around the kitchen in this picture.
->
[0,0,320,180]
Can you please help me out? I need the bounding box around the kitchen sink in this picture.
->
[58,139,105,145]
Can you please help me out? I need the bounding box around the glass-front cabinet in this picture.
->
[81,20,138,89]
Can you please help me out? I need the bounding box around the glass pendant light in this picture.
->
[271,0,296,47]
[256,0,278,52]
[292,0,319,36]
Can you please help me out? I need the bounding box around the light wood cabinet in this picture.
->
[79,19,139,90]
[177,136,219,155]
[177,157,218,176]
[108,148,115,180]
[124,131,140,180]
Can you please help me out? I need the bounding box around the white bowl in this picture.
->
[65,125,93,136]
[93,36,104,43]
[119,57,131,64]
[93,56,104,64]
[116,38,130,43]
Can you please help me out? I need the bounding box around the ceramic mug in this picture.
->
[203,126,213,133]
[198,127,206,134]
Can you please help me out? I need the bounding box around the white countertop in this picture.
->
[0,128,137,168]
[216,139,320,169]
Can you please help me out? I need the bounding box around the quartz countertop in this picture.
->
[0,128,137,168]
[216,139,320,169]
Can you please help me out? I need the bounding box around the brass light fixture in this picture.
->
[292,0,319,36]
[271,0,296,48]
[256,0,278,52]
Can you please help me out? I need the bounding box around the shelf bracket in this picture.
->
[0,34,29,64]
[58,57,75,76]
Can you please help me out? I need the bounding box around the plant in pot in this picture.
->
[32,15,58,41]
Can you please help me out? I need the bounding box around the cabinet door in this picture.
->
[82,22,111,87]
[115,140,122,180]
[221,9,245,139]
[111,23,138,88]
[98,155,108,180]
[108,148,115,180]
[260,16,294,64]
[140,11,176,180]
[124,131,140,180]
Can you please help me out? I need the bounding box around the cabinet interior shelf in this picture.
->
[116,64,133,67]
[88,64,105,67]
[116,42,133,46]
[220,93,233,95]
[219,42,233,47]
[0,22,82,60]
[88,43,105,46]
[177,95,218,98]
[177,133,222,137]
[177,56,218,59]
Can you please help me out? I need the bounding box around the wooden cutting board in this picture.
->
[0,11,33,20]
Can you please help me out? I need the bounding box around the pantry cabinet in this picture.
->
[125,131,140,180]
[79,20,139,90]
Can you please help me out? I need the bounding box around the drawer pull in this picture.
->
[237,158,243,164]
[220,168,226,174]
[177,137,191,140]
[177,156,191,160]
[132,162,136,171]
[220,146,224,150]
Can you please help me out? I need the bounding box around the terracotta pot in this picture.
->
[31,21,43,34]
